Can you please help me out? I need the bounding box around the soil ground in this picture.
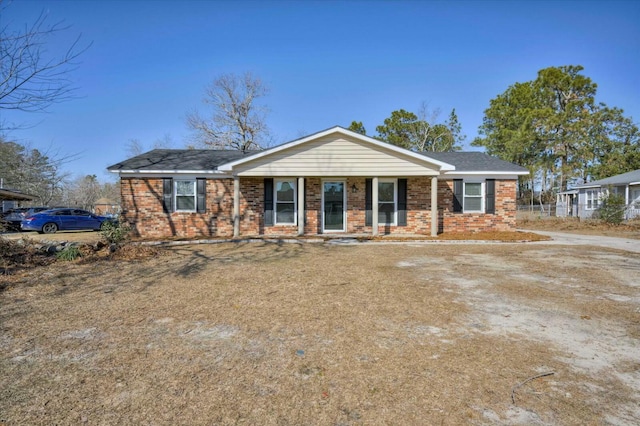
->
[1,239,639,425]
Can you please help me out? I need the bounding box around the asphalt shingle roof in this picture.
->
[107,148,528,174]
[575,169,640,187]
[423,151,529,173]
[107,149,256,171]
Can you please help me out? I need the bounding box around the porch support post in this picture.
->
[297,177,305,236]
[431,176,438,237]
[625,185,630,220]
[372,176,379,236]
[233,176,240,238]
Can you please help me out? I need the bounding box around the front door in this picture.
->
[323,181,345,232]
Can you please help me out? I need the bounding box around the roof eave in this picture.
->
[442,170,529,175]
[109,169,226,174]
[575,184,600,189]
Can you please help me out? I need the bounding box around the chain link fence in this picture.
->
[517,204,556,219]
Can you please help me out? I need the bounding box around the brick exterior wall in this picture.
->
[439,179,517,232]
[120,177,519,239]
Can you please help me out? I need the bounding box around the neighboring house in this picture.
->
[107,126,529,239]
[555,189,579,218]
[0,188,35,214]
[556,169,640,220]
[93,197,120,216]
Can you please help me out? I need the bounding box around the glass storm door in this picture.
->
[323,181,345,232]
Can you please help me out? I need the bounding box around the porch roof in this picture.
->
[0,188,35,201]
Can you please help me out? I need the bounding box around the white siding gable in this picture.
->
[233,134,441,177]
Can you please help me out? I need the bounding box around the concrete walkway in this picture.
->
[521,229,640,254]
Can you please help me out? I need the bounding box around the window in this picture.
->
[175,180,196,211]
[275,180,296,224]
[463,182,483,212]
[162,178,206,213]
[585,189,601,210]
[612,186,625,196]
[365,178,407,227]
[378,180,396,225]
[453,180,492,214]
[631,189,640,209]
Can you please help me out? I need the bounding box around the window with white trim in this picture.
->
[275,180,296,224]
[585,189,601,210]
[175,180,196,211]
[463,181,483,212]
[378,179,397,225]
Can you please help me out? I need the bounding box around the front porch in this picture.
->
[233,176,440,238]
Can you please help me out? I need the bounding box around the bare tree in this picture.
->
[0,1,90,130]
[152,133,174,149]
[186,72,271,152]
[65,174,100,210]
[125,133,174,157]
[125,138,145,157]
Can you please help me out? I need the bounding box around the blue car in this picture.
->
[21,208,114,234]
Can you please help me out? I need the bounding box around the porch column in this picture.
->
[625,185,630,220]
[431,176,438,237]
[297,177,305,236]
[233,176,240,238]
[372,176,379,236]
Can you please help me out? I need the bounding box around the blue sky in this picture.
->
[2,0,639,182]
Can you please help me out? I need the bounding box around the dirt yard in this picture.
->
[1,240,639,425]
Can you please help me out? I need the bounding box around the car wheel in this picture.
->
[42,222,58,234]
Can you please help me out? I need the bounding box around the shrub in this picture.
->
[100,220,131,245]
[56,245,82,261]
[595,193,626,225]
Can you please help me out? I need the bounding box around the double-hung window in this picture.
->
[175,180,196,211]
[453,179,495,214]
[585,189,600,210]
[162,178,206,213]
[378,179,397,225]
[275,180,296,224]
[463,181,483,212]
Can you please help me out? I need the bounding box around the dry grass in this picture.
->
[518,215,640,239]
[1,242,639,425]
[5,229,551,245]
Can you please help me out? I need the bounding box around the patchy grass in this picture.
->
[1,242,639,424]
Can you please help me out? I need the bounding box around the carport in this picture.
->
[0,188,35,213]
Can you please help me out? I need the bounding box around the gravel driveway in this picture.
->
[523,230,640,253]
